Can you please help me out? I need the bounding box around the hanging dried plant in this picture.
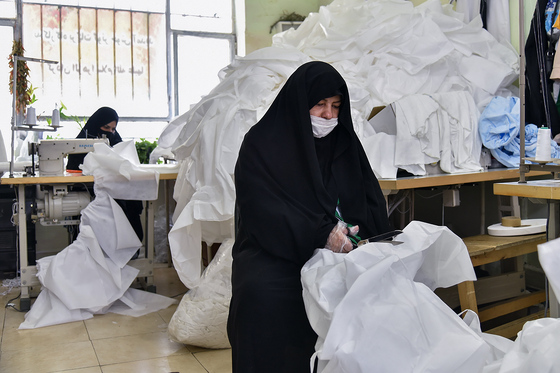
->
[8,39,30,115]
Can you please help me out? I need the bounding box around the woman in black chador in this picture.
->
[227,61,392,372]
[66,106,122,171]
[67,107,143,243]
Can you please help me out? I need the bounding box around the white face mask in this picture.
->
[311,115,338,138]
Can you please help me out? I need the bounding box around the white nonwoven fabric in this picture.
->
[19,145,176,329]
[82,140,160,201]
[378,91,482,178]
[484,318,560,373]
[159,0,519,288]
[302,221,483,373]
[302,221,560,372]
[480,236,560,372]
[80,192,142,268]
[538,237,560,302]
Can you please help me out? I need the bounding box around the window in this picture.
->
[0,3,15,159]
[0,0,240,144]
[22,2,168,119]
[170,0,236,115]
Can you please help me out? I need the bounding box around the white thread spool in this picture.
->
[51,107,60,127]
[26,106,36,125]
[535,126,552,161]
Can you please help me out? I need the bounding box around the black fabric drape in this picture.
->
[227,61,391,373]
[480,0,488,29]
[525,0,560,137]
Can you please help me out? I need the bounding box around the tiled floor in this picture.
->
[0,264,233,373]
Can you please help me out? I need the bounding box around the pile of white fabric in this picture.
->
[161,0,520,350]
[19,141,176,329]
[159,0,518,289]
[302,220,560,373]
[368,91,483,177]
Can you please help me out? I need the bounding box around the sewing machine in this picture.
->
[36,138,109,176]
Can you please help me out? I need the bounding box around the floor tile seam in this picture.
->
[0,336,94,353]
[84,317,170,341]
[0,319,89,348]
[93,347,192,367]
[1,337,96,351]
[88,328,172,342]
[89,337,105,369]
[97,353,206,371]
[0,309,5,351]
[192,353,213,373]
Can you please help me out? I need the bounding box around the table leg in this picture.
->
[548,201,559,318]
[17,184,31,311]
[143,200,155,292]
[458,280,479,315]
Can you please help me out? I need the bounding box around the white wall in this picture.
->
[244,0,331,53]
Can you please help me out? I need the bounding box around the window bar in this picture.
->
[77,8,82,97]
[40,4,45,93]
[95,8,99,97]
[58,5,63,96]
[113,9,116,97]
[147,12,151,99]
[130,11,134,100]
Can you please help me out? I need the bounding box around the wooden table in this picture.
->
[378,170,552,335]
[1,171,178,310]
[494,179,560,318]
[378,168,549,233]
[459,233,547,338]
[378,168,549,191]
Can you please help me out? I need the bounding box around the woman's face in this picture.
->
[100,120,117,134]
[309,95,342,119]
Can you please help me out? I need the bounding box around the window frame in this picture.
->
[172,29,236,117]
[15,0,239,122]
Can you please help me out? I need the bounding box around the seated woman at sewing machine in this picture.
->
[66,107,121,171]
[67,107,144,244]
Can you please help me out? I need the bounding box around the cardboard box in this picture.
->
[367,104,396,136]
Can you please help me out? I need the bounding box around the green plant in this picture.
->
[59,102,87,130]
[135,138,159,164]
[27,83,38,105]
[270,11,306,33]
[43,101,87,129]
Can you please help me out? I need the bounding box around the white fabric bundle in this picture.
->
[160,0,519,289]
[19,143,176,329]
[377,91,482,177]
[302,221,560,372]
[482,236,560,372]
[302,221,484,372]
[83,140,160,201]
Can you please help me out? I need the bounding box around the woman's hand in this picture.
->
[325,221,359,253]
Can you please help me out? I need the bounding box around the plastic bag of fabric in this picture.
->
[168,239,233,349]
